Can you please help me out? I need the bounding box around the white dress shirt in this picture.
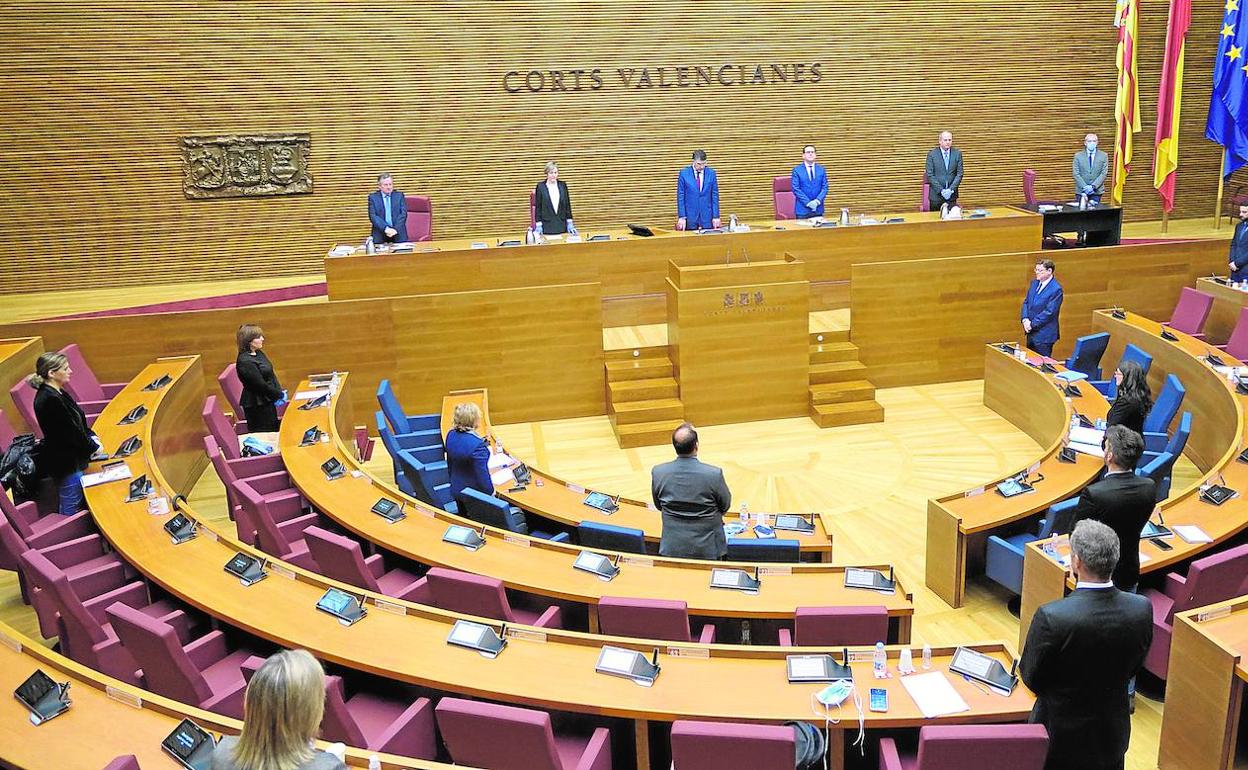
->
[546,180,560,213]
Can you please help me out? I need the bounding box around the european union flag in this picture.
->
[1209,0,1248,175]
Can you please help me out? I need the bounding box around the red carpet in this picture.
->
[50,282,327,321]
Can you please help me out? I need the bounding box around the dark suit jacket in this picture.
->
[1021,278,1063,345]
[651,456,731,559]
[367,189,408,243]
[1105,394,1148,437]
[925,147,963,208]
[32,384,96,479]
[534,180,573,234]
[445,429,493,501]
[235,351,283,410]
[1055,471,1156,590]
[1231,219,1248,282]
[1021,586,1152,770]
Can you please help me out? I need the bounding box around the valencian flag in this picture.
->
[1113,0,1141,205]
[1153,0,1190,212]
[1208,0,1248,176]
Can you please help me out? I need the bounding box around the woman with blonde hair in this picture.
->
[445,402,493,503]
[212,649,345,770]
[28,351,100,515]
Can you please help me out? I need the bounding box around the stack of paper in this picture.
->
[900,672,970,718]
[1055,370,1088,382]
[82,463,132,488]
[1173,525,1213,544]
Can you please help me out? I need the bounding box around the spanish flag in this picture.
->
[1113,0,1141,205]
[1153,0,1191,213]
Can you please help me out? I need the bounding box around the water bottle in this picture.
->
[364,236,375,255]
[873,642,887,676]
[368,756,382,770]
[1079,194,1088,210]
[922,642,932,670]
[534,221,543,241]
[739,502,750,526]
[729,214,738,232]
[1069,412,1079,434]
[839,208,850,226]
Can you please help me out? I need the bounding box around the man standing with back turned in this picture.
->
[652,423,732,559]
[1022,258,1063,357]
[1021,519,1152,770]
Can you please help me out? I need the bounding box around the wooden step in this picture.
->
[809,341,859,364]
[611,397,684,424]
[609,377,679,402]
[809,400,886,428]
[809,380,876,405]
[809,361,868,384]
[604,345,671,363]
[809,330,850,345]
[606,358,673,382]
[615,418,685,448]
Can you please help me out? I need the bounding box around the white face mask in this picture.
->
[1085,142,1097,153]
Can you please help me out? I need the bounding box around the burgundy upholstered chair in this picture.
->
[322,674,437,758]
[106,601,256,719]
[435,697,612,770]
[596,597,715,643]
[1143,544,1248,679]
[232,478,319,570]
[21,549,191,685]
[920,179,931,212]
[772,176,795,220]
[8,379,41,439]
[1218,307,1248,359]
[777,606,890,647]
[101,756,141,770]
[216,364,249,432]
[670,720,796,770]
[304,526,429,602]
[59,343,125,419]
[878,724,1049,770]
[404,195,433,242]
[205,435,303,538]
[1022,169,1037,206]
[0,407,17,451]
[424,567,562,628]
[0,484,92,549]
[1165,287,1215,340]
[202,395,284,475]
[529,190,538,230]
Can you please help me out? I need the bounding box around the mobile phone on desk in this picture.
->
[868,688,888,712]
[1150,537,1173,551]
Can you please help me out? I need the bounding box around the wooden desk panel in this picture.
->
[1198,276,1248,346]
[287,378,873,625]
[924,346,1108,608]
[0,336,43,433]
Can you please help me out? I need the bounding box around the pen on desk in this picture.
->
[962,674,992,696]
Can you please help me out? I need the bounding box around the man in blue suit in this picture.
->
[790,144,828,219]
[1022,259,1064,357]
[1230,202,1248,282]
[676,150,720,231]
[367,172,408,244]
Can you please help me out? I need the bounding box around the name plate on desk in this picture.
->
[505,627,547,643]
[964,486,985,498]
[667,646,710,659]
[502,533,530,547]
[1198,606,1234,623]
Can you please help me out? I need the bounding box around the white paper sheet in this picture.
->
[488,452,516,470]
[294,389,328,400]
[82,463,133,488]
[490,467,517,487]
[900,672,970,719]
[1173,524,1213,544]
[1068,426,1105,446]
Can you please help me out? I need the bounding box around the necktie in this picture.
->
[696,170,702,191]
[943,150,949,169]
[807,165,813,181]
[1089,152,1094,169]
[382,194,392,227]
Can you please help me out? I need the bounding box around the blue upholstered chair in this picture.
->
[1142,411,1191,468]
[1142,374,1185,454]
[577,521,647,554]
[1090,344,1153,399]
[1137,451,1178,502]
[1064,333,1110,380]
[395,446,457,513]
[376,379,441,442]
[456,487,568,542]
[726,538,799,563]
[984,499,1073,596]
[375,411,443,498]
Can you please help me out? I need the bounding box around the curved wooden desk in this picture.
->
[283,377,905,637]
[1019,310,1248,647]
[0,336,42,432]
[86,356,1029,770]
[438,389,834,559]
[0,622,446,769]
[924,345,1110,608]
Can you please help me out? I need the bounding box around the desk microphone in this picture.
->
[725,249,732,265]
[651,647,660,669]
[1010,658,1019,679]
[888,566,894,585]
[743,247,750,265]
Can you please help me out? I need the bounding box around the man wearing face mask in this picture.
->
[1073,134,1108,204]
[1229,202,1248,282]
[925,131,962,212]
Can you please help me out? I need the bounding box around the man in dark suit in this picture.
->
[651,423,732,559]
[1230,202,1248,282]
[925,131,963,212]
[1020,519,1152,770]
[676,150,720,231]
[1021,258,1063,357]
[1055,425,1156,591]
[533,161,574,236]
[1073,133,1109,204]
[790,144,828,219]
[367,172,408,244]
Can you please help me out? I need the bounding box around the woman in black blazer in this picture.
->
[29,352,99,515]
[533,161,575,236]
[1105,359,1152,437]
[235,324,284,433]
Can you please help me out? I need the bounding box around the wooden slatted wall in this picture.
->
[0,1,1225,294]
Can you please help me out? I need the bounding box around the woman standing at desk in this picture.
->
[235,324,284,433]
[533,161,575,236]
[1106,360,1152,436]
[29,352,98,515]
[446,402,493,500]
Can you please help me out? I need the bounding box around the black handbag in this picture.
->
[785,720,827,770]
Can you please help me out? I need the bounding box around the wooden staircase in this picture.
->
[606,346,686,448]
[808,330,885,428]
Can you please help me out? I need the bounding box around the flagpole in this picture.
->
[1162,211,1170,234]
[1215,148,1227,231]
